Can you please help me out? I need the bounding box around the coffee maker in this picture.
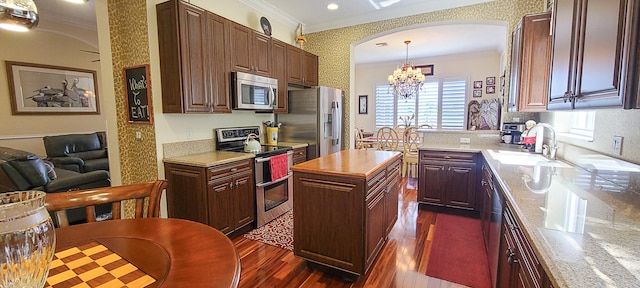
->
[501,122,526,144]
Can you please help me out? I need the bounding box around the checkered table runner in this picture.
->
[45,242,156,288]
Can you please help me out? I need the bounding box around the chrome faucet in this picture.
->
[529,123,558,160]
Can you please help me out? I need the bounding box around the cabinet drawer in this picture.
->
[292,147,307,164]
[366,168,387,199]
[207,159,252,181]
[420,150,478,163]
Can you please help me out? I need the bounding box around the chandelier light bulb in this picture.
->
[0,0,39,32]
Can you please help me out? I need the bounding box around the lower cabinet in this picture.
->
[164,158,255,235]
[418,150,479,210]
[498,202,554,288]
[292,147,307,165]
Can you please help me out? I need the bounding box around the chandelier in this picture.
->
[388,40,425,100]
[0,0,38,32]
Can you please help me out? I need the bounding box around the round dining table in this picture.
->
[48,218,240,288]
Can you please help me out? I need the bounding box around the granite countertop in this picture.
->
[420,144,640,287]
[163,151,254,167]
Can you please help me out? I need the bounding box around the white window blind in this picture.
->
[375,78,467,130]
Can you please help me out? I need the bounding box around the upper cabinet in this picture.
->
[287,45,318,87]
[156,0,231,113]
[548,0,638,110]
[229,22,272,77]
[272,40,288,113]
[508,12,551,112]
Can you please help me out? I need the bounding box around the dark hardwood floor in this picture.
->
[232,177,468,288]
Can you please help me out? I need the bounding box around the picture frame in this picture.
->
[6,61,99,115]
[123,64,153,124]
[486,76,496,85]
[486,85,496,94]
[473,80,483,89]
[473,89,482,97]
[359,95,368,114]
[415,64,434,76]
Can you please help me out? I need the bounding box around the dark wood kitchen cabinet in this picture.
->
[272,39,288,113]
[287,45,318,87]
[291,147,307,165]
[156,0,231,113]
[418,150,479,211]
[229,22,272,77]
[548,0,638,110]
[292,150,401,276]
[164,158,255,235]
[498,202,554,288]
[508,12,551,112]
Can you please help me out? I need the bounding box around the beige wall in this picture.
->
[355,50,503,132]
[540,110,640,164]
[0,28,107,157]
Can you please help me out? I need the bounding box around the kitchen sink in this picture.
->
[486,149,571,168]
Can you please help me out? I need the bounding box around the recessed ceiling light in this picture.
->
[327,3,339,10]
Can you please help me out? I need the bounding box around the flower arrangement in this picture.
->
[399,114,415,127]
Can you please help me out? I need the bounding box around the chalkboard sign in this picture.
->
[123,64,153,124]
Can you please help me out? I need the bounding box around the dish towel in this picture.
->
[270,153,288,182]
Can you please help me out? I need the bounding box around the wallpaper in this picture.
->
[304,0,544,148]
[108,0,157,218]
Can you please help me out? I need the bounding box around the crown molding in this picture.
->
[239,0,302,31]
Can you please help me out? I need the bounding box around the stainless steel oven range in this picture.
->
[215,126,293,227]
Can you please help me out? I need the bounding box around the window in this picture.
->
[569,111,595,138]
[375,78,467,129]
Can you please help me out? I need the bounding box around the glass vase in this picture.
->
[1,191,56,288]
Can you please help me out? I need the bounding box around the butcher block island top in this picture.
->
[290,149,401,178]
[292,149,402,277]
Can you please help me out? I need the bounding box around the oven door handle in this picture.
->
[256,172,292,188]
[255,150,293,163]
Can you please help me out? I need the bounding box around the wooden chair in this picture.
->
[45,180,167,227]
[402,130,421,177]
[355,127,376,149]
[376,127,399,151]
[394,124,407,140]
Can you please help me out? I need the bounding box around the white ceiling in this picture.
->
[34,0,97,30]
[32,0,507,65]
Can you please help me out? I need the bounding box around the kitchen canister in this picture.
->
[266,127,278,145]
[1,191,56,288]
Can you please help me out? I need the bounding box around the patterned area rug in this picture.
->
[243,210,293,251]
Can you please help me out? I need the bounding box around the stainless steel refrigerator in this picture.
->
[277,86,342,159]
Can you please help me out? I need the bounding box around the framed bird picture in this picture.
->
[6,61,99,115]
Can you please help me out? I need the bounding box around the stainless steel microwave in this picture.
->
[232,72,277,110]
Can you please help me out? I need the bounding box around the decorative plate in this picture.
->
[260,17,272,36]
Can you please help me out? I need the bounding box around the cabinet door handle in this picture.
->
[229,182,233,189]
[507,249,518,265]
[444,156,451,159]
[230,168,238,172]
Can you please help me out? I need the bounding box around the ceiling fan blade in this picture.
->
[80,49,100,55]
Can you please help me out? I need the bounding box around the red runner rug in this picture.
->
[426,214,491,288]
[243,210,293,251]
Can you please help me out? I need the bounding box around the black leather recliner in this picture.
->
[43,132,109,173]
[0,146,111,224]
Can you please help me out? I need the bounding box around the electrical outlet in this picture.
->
[612,136,623,155]
[460,137,471,144]
[135,131,142,139]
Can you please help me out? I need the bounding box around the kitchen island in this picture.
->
[291,149,401,276]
